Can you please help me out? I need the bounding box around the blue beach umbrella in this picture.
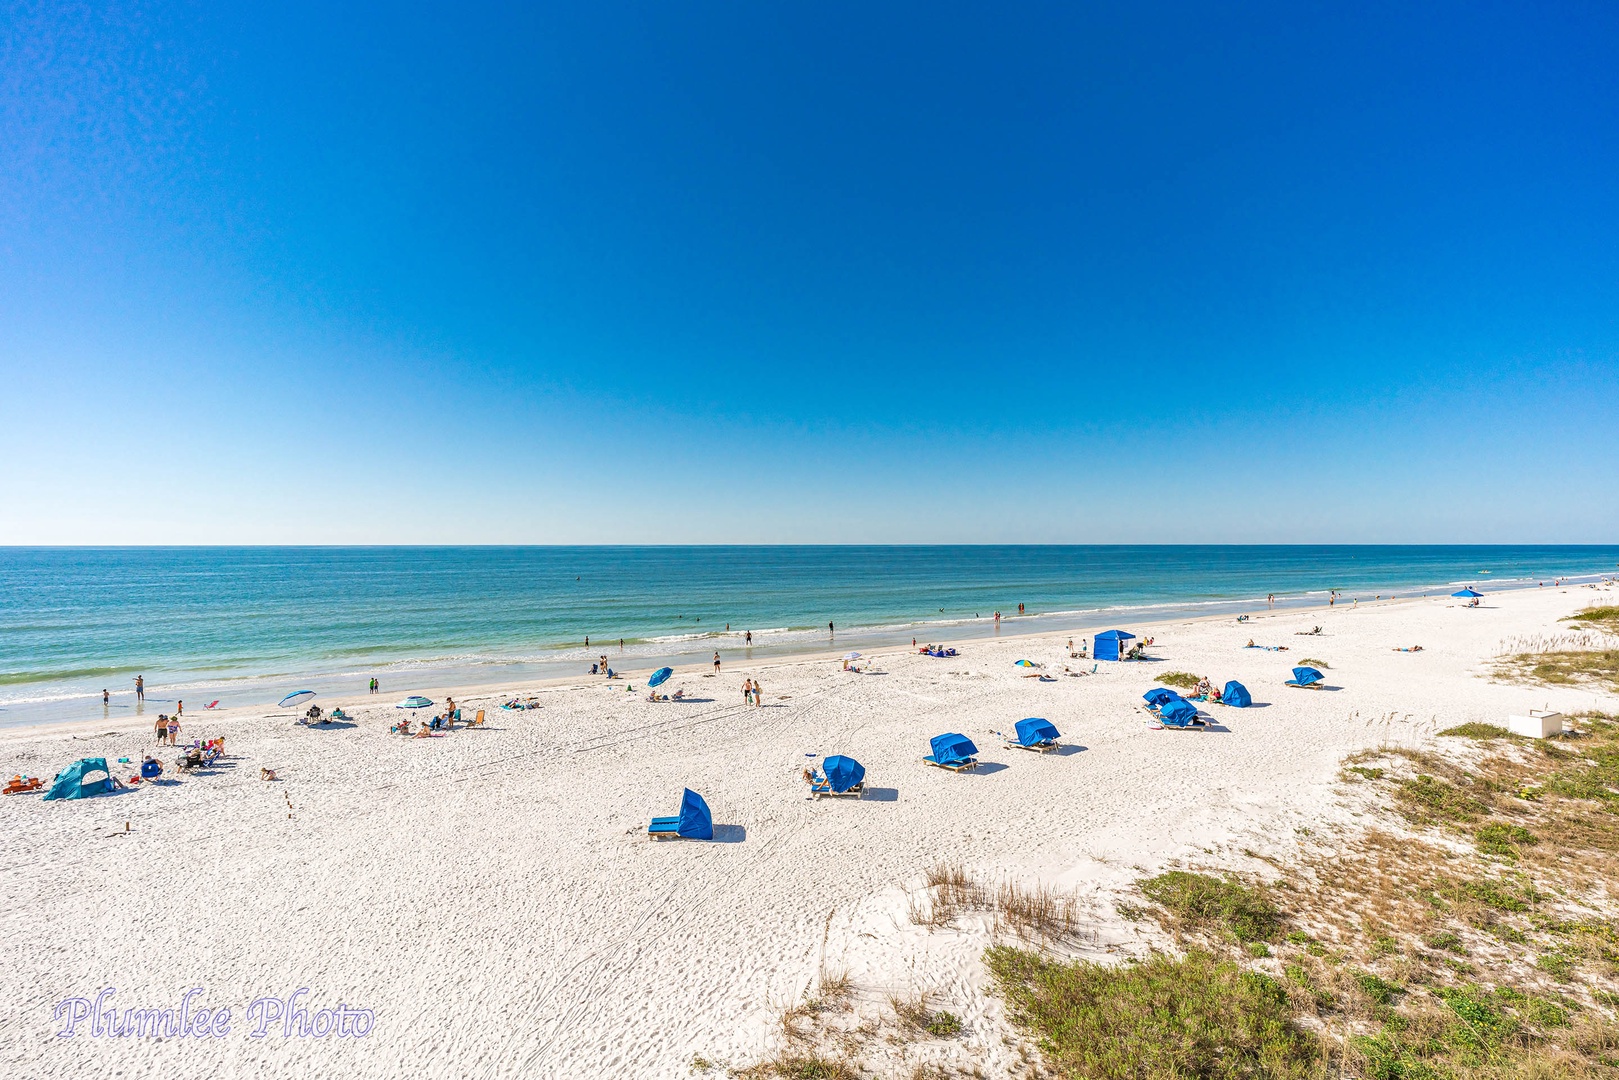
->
[396,695,434,709]
[278,691,316,709]
[648,667,674,689]
[1452,589,1483,598]
[821,755,866,793]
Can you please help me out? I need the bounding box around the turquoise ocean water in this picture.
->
[2,545,1616,726]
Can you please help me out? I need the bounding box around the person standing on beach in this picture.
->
[745,630,752,646]
[166,715,180,746]
[742,678,752,705]
[585,636,589,648]
[176,700,183,717]
[713,651,721,674]
[828,622,834,636]
[135,675,144,701]
[1267,594,1274,608]
[155,715,167,745]
[102,689,109,706]
[753,678,762,704]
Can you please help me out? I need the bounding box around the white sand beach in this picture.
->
[2,583,1615,1078]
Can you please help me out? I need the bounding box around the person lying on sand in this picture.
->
[1392,645,1425,652]
[261,767,278,781]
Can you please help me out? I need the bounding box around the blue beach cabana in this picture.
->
[648,788,714,840]
[1006,717,1061,753]
[1143,687,1180,708]
[924,733,979,771]
[1285,666,1324,689]
[1157,698,1204,729]
[812,755,867,798]
[1093,630,1136,661]
[1221,680,1252,708]
[43,758,117,801]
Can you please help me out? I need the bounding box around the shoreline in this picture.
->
[7,575,1606,744]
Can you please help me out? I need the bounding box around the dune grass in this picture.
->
[986,947,1319,1079]
[1440,722,1519,740]
[1156,670,1201,690]
[1496,650,1619,692]
[1137,871,1280,943]
[1562,606,1619,630]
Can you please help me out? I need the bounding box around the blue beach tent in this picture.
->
[1013,718,1060,748]
[928,733,978,765]
[1287,666,1324,688]
[821,755,866,793]
[676,788,714,840]
[43,758,116,801]
[1158,698,1202,727]
[1093,630,1136,661]
[1221,680,1252,708]
[1143,687,1180,708]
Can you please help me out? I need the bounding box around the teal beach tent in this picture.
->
[43,758,116,801]
[1093,630,1135,661]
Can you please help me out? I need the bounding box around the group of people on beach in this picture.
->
[153,714,181,746]
[741,678,764,705]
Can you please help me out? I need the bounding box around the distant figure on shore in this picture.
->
[1267,594,1274,608]
[745,630,752,645]
[828,622,834,635]
[135,675,144,701]
[1018,603,1024,614]
[176,700,183,716]
[713,651,721,673]
[102,689,109,706]
[370,677,378,693]
[585,636,589,648]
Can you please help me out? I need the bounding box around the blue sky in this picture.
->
[3,1,1616,543]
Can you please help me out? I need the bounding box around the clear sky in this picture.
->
[3,2,1616,544]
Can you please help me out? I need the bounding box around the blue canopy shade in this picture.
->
[43,758,115,801]
[1159,698,1200,725]
[648,667,673,688]
[677,788,714,840]
[1093,629,1137,661]
[278,691,316,708]
[1014,718,1060,746]
[930,733,978,762]
[1222,680,1252,707]
[1452,589,1483,598]
[822,755,866,793]
[1290,667,1324,686]
[396,695,434,709]
[1143,687,1180,707]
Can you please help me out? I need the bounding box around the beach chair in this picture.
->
[923,733,978,771]
[1005,718,1060,753]
[1285,666,1325,689]
[1156,698,1207,729]
[810,755,866,798]
[648,788,714,840]
[467,709,486,728]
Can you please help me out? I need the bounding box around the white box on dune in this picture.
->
[1507,711,1564,738]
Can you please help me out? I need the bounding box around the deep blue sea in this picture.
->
[3,546,1616,725]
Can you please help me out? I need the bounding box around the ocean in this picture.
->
[3,545,1615,725]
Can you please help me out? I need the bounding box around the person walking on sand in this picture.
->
[135,675,144,701]
[752,678,762,705]
[176,700,183,717]
[166,715,180,746]
[155,714,168,745]
[742,678,753,705]
[713,651,721,674]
